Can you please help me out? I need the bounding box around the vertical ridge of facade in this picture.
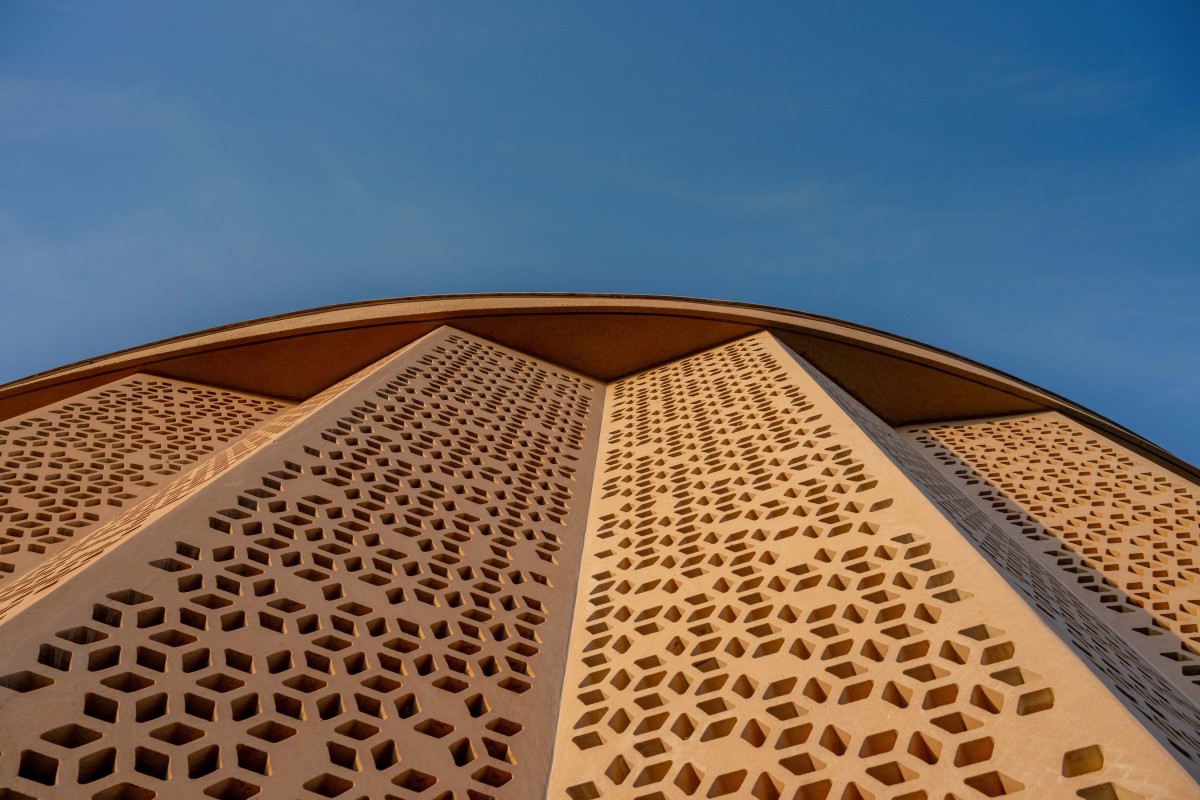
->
[897,413,1200,769]
[0,376,290,585]
[547,332,1194,800]
[793,347,1200,785]
[1,301,1198,800]
[0,327,604,799]
[0,348,426,627]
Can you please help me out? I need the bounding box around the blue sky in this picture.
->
[2,2,1198,462]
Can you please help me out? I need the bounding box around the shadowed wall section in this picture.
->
[898,413,1200,768]
[1,301,1198,800]
[546,333,1194,800]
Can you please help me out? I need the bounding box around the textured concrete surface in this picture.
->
[0,302,1196,799]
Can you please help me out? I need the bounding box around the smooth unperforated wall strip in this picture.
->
[547,331,1194,800]
[0,376,288,583]
[0,328,603,800]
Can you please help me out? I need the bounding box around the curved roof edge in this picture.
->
[4,292,1195,482]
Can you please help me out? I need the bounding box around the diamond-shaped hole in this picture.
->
[40,724,102,749]
[1,670,54,693]
[326,742,360,770]
[392,769,437,791]
[236,745,270,776]
[101,671,154,693]
[303,774,353,798]
[248,721,296,743]
[135,747,170,780]
[92,782,157,800]
[188,746,221,779]
[203,777,259,799]
[151,722,205,746]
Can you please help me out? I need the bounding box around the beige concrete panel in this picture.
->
[0,327,604,800]
[898,412,1200,773]
[0,354,405,628]
[547,332,1195,800]
[0,376,288,585]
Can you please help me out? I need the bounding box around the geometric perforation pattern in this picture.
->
[547,332,1195,800]
[0,376,288,583]
[0,329,602,800]
[0,357,406,629]
[898,412,1200,770]
[1,324,1198,800]
[912,414,1200,666]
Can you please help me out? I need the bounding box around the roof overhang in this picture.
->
[3,293,1193,482]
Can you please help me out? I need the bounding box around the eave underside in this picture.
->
[0,295,1191,483]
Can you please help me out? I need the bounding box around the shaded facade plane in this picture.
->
[0,294,1196,800]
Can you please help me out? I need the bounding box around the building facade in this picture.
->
[0,295,1196,800]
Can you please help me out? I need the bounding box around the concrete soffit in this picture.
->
[2,292,1195,482]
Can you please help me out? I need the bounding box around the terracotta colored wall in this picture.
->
[0,329,603,799]
[0,326,1196,800]
[901,412,1200,771]
[0,376,287,584]
[546,332,1193,800]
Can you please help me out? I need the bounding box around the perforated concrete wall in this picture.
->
[546,333,1194,800]
[0,376,287,583]
[901,413,1200,775]
[0,324,1197,800]
[0,329,603,800]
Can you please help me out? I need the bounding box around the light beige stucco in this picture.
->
[547,332,1194,800]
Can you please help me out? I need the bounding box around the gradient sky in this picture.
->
[2,2,1198,462]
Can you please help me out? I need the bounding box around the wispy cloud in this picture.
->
[561,157,845,216]
[0,75,153,139]
[999,68,1156,116]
